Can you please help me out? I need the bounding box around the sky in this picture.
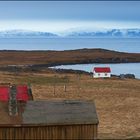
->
[0,1,140,33]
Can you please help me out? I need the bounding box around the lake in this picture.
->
[0,38,140,53]
[51,63,140,79]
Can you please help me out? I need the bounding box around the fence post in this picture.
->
[64,84,66,92]
[77,73,81,90]
[53,75,56,95]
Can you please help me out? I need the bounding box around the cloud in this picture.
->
[0,1,140,21]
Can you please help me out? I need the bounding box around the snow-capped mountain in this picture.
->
[0,29,140,38]
[0,30,58,38]
[64,29,140,38]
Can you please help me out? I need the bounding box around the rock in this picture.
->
[119,74,135,79]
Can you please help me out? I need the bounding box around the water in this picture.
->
[52,63,140,79]
[0,38,140,53]
[0,38,139,78]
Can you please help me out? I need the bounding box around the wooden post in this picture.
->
[64,84,66,92]
[53,83,55,95]
[77,74,81,90]
[28,83,33,100]
[53,75,56,95]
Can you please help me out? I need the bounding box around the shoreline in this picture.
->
[30,61,140,68]
[0,64,138,80]
[0,48,139,78]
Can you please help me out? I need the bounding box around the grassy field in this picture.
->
[0,71,140,139]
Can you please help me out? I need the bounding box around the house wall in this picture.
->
[93,72,111,78]
[0,124,98,139]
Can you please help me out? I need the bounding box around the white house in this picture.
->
[93,67,111,78]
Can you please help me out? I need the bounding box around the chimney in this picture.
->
[8,85,18,116]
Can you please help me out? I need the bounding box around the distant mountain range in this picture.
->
[0,29,140,38]
[66,29,140,38]
[0,30,58,38]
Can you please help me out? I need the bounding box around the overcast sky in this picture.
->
[0,1,140,32]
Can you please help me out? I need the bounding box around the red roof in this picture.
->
[16,85,29,101]
[0,85,31,102]
[0,86,10,101]
[94,67,111,73]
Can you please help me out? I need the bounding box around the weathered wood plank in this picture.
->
[0,124,97,139]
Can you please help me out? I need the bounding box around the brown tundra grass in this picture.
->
[0,71,140,139]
